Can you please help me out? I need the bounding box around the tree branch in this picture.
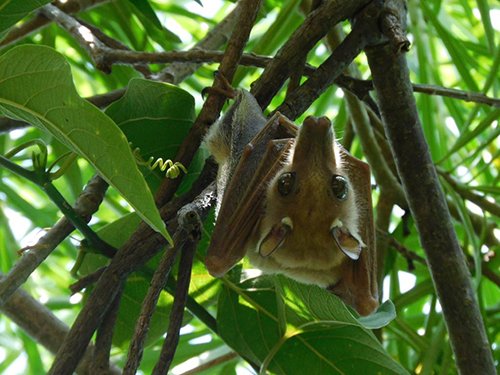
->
[152,208,202,375]
[154,0,263,206]
[0,0,110,47]
[123,230,184,374]
[364,2,495,373]
[0,274,120,375]
[47,161,216,374]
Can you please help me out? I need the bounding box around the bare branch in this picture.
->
[152,209,202,375]
[0,0,110,47]
[364,2,495,373]
[123,231,184,374]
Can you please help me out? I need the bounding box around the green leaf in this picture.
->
[0,45,171,243]
[263,322,409,375]
[105,78,195,191]
[0,0,51,37]
[276,276,358,325]
[357,300,397,329]
[218,276,402,373]
[217,277,286,365]
[125,0,182,45]
[20,331,45,375]
[126,0,163,29]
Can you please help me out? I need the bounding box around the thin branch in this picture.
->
[364,1,495,373]
[0,274,120,375]
[156,5,243,84]
[0,174,108,307]
[70,266,107,294]
[92,284,124,374]
[338,76,500,107]
[181,352,239,375]
[152,209,202,375]
[123,231,184,374]
[377,230,500,288]
[438,168,500,217]
[0,0,110,48]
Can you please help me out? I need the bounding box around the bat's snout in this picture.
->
[293,116,335,166]
[303,116,332,134]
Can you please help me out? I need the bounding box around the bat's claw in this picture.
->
[201,86,236,100]
[201,70,237,99]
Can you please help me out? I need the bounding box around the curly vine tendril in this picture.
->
[130,143,187,179]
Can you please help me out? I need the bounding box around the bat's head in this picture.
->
[249,116,364,287]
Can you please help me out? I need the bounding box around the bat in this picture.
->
[204,87,378,316]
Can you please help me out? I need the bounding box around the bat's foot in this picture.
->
[201,71,237,99]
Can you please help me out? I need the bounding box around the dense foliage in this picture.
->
[0,0,498,374]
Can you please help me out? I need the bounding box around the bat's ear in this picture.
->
[329,148,379,316]
[332,226,363,260]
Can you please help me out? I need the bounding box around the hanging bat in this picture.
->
[204,87,378,316]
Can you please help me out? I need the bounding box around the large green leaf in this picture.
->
[218,276,401,374]
[0,0,51,37]
[263,322,408,375]
[105,77,195,191]
[0,45,170,242]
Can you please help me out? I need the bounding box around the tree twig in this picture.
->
[152,208,203,375]
[438,167,500,217]
[0,0,110,47]
[92,284,124,374]
[123,230,185,374]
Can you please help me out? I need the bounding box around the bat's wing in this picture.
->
[329,148,379,315]
[206,114,296,276]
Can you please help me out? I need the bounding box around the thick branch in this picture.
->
[276,20,368,120]
[364,3,495,374]
[251,0,371,108]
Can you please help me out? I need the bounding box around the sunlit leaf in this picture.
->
[0,45,171,243]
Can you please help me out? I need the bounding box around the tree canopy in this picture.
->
[0,0,498,374]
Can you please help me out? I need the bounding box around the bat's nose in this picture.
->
[303,116,332,135]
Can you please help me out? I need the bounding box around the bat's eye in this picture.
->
[331,175,348,200]
[277,172,296,196]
